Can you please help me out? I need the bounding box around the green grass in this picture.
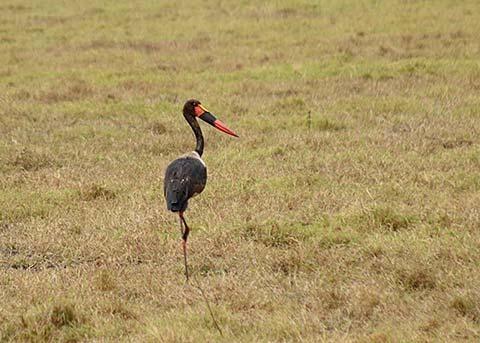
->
[1,0,480,341]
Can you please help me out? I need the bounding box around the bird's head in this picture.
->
[183,99,238,137]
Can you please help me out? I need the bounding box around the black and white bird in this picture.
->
[164,99,238,280]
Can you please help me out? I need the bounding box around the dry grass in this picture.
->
[1,0,480,341]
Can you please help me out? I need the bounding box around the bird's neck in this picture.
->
[185,114,204,156]
[194,127,204,157]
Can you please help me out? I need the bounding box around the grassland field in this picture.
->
[1,0,480,341]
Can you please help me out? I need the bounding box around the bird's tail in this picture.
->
[165,180,188,212]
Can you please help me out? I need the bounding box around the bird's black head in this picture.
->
[183,99,201,118]
[182,99,239,137]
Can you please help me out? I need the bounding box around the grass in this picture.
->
[1,0,480,341]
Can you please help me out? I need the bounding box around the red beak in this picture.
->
[196,105,239,138]
[212,119,239,137]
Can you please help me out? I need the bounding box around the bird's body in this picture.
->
[163,99,238,280]
[164,151,207,212]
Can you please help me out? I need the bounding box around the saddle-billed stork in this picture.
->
[164,99,238,280]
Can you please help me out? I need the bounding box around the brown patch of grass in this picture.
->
[102,301,138,320]
[315,229,354,249]
[95,269,117,292]
[240,222,314,248]
[38,78,94,104]
[359,207,417,232]
[78,184,117,201]
[313,117,347,131]
[12,89,32,100]
[0,4,30,11]
[81,39,200,54]
[442,139,473,149]
[30,15,69,26]
[119,80,156,94]
[271,248,316,275]
[8,148,53,171]
[353,290,381,320]
[362,332,389,343]
[319,289,346,311]
[7,302,89,342]
[143,139,190,156]
[50,304,78,328]
[1,37,16,43]
[148,121,167,135]
[420,318,441,333]
[400,268,437,291]
[451,294,479,322]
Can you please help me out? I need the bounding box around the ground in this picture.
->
[1,0,480,342]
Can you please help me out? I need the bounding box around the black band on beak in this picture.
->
[198,112,217,126]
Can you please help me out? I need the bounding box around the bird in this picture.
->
[164,99,238,281]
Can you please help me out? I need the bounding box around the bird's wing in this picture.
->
[164,157,207,211]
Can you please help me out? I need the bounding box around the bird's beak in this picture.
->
[195,105,239,138]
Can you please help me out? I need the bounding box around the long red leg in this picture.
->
[179,212,190,281]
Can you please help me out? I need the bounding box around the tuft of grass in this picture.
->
[78,184,117,201]
[8,147,54,171]
[400,268,437,291]
[271,248,316,275]
[37,78,95,104]
[315,228,356,249]
[354,291,381,320]
[95,269,117,292]
[442,139,473,149]
[102,301,138,320]
[6,302,90,342]
[355,206,418,232]
[319,289,347,311]
[451,294,479,322]
[313,117,347,131]
[272,96,307,115]
[239,222,316,248]
[50,304,78,328]
[148,121,167,135]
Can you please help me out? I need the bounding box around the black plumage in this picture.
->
[164,156,207,212]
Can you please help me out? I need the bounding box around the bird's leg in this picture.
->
[179,211,190,282]
[180,212,190,242]
[178,214,188,281]
[179,214,184,237]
